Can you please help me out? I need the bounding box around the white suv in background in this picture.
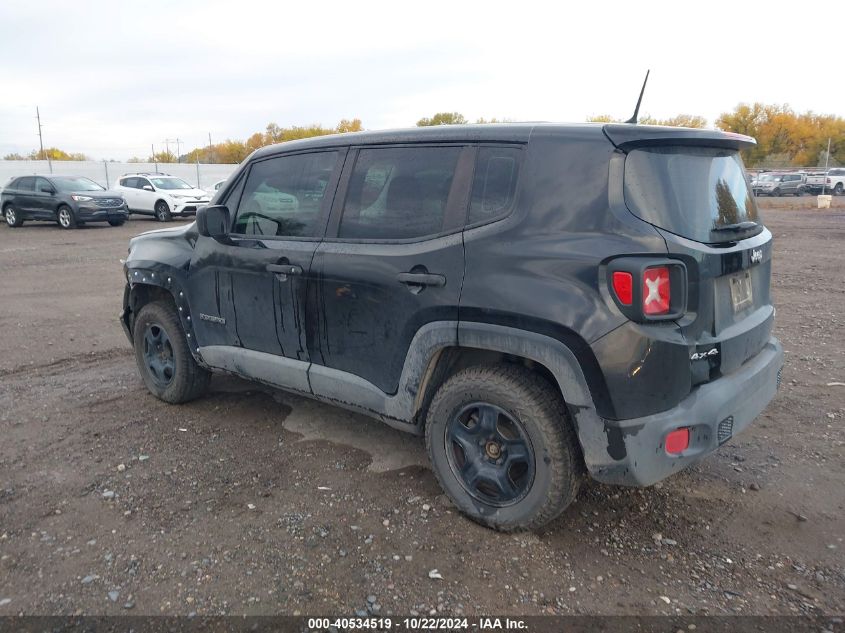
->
[113,173,211,221]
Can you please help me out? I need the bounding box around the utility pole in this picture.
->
[208,132,213,164]
[36,106,52,174]
[163,138,181,163]
[822,137,831,195]
[152,144,158,172]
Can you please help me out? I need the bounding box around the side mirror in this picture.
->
[142,185,154,192]
[197,205,230,240]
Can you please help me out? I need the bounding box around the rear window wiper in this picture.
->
[712,221,762,235]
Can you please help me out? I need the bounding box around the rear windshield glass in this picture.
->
[624,147,760,243]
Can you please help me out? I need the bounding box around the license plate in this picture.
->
[730,270,753,313]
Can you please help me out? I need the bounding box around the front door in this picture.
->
[189,149,345,369]
[33,177,55,219]
[311,145,471,395]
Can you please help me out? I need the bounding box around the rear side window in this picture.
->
[17,177,35,191]
[232,151,338,238]
[339,146,460,240]
[624,146,759,244]
[468,146,521,225]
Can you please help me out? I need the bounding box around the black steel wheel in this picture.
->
[426,364,582,531]
[445,402,535,507]
[142,322,176,388]
[132,300,210,403]
[155,201,172,222]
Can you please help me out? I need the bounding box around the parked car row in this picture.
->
[749,168,845,197]
[1,172,214,229]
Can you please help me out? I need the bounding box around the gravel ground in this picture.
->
[0,203,842,617]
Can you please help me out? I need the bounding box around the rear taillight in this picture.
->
[827,178,832,184]
[607,258,687,322]
[643,266,670,315]
[665,428,690,454]
[611,272,633,305]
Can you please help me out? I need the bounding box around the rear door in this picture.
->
[14,177,36,214]
[118,177,139,209]
[189,149,344,371]
[621,144,774,383]
[310,144,472,394]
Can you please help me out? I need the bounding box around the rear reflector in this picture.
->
[665,428,690,454]
[643,266,670,315]
[611,271,633,305]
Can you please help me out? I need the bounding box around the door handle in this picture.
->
[397,272,446,287]
[266,263,303,276]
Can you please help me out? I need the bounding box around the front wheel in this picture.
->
[133,300,210,403]
[835,183,844,196]
[4,205,24,227]
[108,219,126,227]
[57,205,77,229]
[155,201,172,222]
[771,188,781,197]
[425,365,582,531]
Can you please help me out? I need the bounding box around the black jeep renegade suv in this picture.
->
[120,123,783,531]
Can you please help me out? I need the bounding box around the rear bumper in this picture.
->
[588,337,783,486]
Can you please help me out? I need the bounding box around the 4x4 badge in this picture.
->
[690,348,719,361]
[199,313,226,325]
[751,249,763,264]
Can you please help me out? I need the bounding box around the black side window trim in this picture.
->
[323,143,476,244]
[226,147,348,242]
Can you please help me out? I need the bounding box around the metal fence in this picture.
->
[0,160,239,191]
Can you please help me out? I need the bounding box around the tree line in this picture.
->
[4,105,843,168]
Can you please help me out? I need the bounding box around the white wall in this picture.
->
[0,160,239,191]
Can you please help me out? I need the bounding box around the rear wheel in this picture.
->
[155,201,172,222]
[57,205,76,229]
[108,219,125,227]
[425,365,582,531]
[4,205,24,227]
[133,300,210,403]
[796,187,806,197]
[835,183,844,196]
[771,188,781,197]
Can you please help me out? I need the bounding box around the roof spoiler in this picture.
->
[603,123,756,152]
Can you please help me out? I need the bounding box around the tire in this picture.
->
[835,183,844,196]
[771,188,781,197]
[425,364,582,531]
[795,187,806,197]
[4,205,24,227]
[108,219,126,227]
[155,200,172,222]
[57,205,76,229]
[132,300,211,404]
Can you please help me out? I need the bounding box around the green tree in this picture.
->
[716,103,845,167]
[416,112,467,126]
[27,147,88,161]
[587,114,707,128]
[3,152,26,160]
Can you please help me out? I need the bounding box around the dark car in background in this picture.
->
[1,175,128,229]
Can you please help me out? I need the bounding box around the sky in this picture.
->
[1,0,843,161]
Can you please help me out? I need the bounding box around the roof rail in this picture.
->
[119,171,172,177]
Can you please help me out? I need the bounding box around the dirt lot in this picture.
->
[0,202,843,617]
